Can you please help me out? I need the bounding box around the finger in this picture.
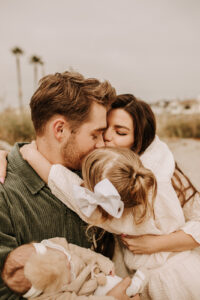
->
[121,237,129,243]
[121,239,136,249]
[121,241,132,251]
[121,237,135,245]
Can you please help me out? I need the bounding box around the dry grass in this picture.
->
[0,109,199,145]
[156,113,200,138]
[0,108,35,145]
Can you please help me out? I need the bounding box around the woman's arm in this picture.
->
[20,142,51,183]
[121,230,199,254]
[122,190,200,254]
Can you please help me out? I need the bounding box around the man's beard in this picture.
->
[61,134,85,170]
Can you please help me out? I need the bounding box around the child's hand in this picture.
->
[20,141,38,162]
[20,141,51,183]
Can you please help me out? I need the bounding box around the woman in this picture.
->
[104,94,199,254]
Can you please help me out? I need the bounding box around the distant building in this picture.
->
[151,98,200,115]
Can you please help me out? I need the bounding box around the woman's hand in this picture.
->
[0,150,8,184]
[121,230,199,254]
[121,234,160,254]
[20,141,38,161]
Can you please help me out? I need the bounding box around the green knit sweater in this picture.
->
[0,143,92,299]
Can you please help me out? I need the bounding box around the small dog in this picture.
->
[3,237,114,299]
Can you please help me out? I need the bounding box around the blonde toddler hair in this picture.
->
[82,147,157,224]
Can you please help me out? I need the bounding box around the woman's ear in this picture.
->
[52,118,71,142]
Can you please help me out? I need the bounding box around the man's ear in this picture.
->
[52,118,71,142]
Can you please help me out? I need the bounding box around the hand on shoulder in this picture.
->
[20,141,38,161]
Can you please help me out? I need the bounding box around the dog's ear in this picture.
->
[2,244,34,294]
[24,249,70,293]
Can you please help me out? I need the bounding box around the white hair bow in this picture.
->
[73,178,124,218]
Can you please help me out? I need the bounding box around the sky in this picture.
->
[0,0,200,109]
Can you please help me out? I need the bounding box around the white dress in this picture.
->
[48,136,200,300]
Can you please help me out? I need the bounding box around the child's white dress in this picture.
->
[48,136,200,300]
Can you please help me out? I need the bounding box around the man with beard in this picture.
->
[0,71,136,299]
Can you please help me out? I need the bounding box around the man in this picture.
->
[0,71,137,299]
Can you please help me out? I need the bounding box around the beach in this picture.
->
[164,138,200,190]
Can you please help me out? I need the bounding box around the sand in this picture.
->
[164,138,200,190]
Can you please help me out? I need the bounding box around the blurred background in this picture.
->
[0,0,199,186]
[1,0,200,108]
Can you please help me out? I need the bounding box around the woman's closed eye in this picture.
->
[116,131,128,136]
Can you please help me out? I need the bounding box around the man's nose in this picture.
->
[95,136,105,149]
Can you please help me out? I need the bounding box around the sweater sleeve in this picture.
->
[48,164,104,225]
[0,189,23,300]
[48,164,83,212]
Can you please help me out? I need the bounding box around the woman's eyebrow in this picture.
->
[114,125,130,130]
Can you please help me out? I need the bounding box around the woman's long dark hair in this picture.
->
[95,94,198,259]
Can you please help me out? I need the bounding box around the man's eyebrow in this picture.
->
[93,127,107,132]
[114,125,130,131]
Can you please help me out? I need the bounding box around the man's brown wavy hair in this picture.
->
[30,71,116,135]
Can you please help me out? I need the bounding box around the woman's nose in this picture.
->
[103,128,112,142]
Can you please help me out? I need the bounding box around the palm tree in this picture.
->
[39,59,45,77]
[11,47,24,113]
[30,55,41,90]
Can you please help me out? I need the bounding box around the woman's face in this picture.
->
[104,108,134,148]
